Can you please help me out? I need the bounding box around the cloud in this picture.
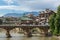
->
[3,0,14,5]
[1,0,60,11]
[0,5,31,12]
[12,0,60,11]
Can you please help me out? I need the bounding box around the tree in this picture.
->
[54,5,60,35]
[49,13,56,34]
[49,5,60,35]
[0,19,3,24]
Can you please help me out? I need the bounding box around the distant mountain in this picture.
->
[3,12,39,17]
[24,12,39,16]
[4,13,23,17]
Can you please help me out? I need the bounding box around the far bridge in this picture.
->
[0,24,49,38]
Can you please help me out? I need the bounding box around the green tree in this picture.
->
[0,19,3,24]
[49,5,60,35]
[54,5,60,35]
[49,13,56,34]
[5,18,12,21]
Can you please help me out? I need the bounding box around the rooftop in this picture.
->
[20,16,33,20]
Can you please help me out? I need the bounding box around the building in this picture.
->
[38,9,55,25]
[2,17,21,25]
[20,16,33,25]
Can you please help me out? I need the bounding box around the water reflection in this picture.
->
[0,33,59,40]
[0,29,59,40]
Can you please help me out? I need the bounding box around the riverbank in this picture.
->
[55,36,60,40]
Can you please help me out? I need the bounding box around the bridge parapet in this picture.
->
[0,24,49,27]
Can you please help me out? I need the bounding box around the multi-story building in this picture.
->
[38,9,55,25]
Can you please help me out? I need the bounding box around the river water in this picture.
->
[0,29,59,40]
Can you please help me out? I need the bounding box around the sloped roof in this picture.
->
[20,16,33,20]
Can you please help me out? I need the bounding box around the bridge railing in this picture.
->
[0,24,49,27]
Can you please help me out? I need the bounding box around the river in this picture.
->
[0,29,59,40]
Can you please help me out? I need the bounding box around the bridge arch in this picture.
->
[0,28,7,31]
[0,25,49,37]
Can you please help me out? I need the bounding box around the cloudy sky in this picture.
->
[0,0,60,16]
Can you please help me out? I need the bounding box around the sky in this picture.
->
[0,0,60,16]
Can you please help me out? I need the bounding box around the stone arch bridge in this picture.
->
[0,24,49,37]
